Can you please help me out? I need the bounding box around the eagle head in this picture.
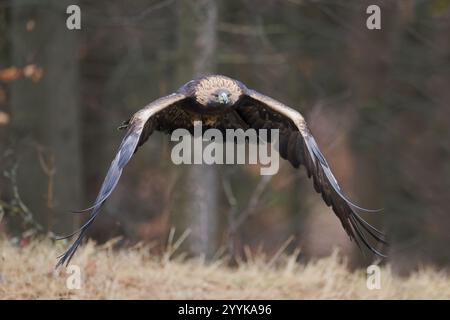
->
[194,75,242,109]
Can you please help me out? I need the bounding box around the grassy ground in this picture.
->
[0,239,449,299]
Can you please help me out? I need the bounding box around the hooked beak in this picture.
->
[218,91,230,104]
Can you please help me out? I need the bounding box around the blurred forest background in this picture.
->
[0,0,449,275]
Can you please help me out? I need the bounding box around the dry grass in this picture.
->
[0,238,449,299]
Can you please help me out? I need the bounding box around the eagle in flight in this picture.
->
[57,75,387,267]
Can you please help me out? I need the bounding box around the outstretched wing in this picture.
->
[56,92,187,268]
[236,89,387,257]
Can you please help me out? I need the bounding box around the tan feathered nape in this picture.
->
[194,75,242,106]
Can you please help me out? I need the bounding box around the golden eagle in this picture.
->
[57,75,387,267]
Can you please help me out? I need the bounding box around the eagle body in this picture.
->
[56,74,387,267]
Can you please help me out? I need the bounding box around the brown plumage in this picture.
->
[56,74,387,268]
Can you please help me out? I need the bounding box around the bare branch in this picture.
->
[232,174,273,232]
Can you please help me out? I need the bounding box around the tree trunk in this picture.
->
[10,0,82,234]
[176,0,219,258]
[344,0,399,266]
